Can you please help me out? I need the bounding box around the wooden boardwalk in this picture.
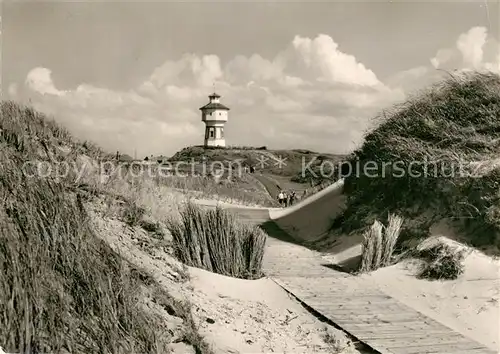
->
[224,207,497,354]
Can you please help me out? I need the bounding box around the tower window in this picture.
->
[220,128,224,138]
[209,128,214,138]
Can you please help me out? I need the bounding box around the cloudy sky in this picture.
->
[2,1,499,158]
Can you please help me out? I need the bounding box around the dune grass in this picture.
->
[0,101,215,353]
[158,173,275,207]
[167,202,267,279]
[333,71,500,254]
[416,243,465,280]
[89,159,275,207]
[359,214,404,272]
[0,150,173,353]
[359,221,383,272]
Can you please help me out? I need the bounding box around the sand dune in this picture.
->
[270,179,346,244]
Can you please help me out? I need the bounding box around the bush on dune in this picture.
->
[167,202,267,279]
[416,243,465,280]
[334,71,500,253]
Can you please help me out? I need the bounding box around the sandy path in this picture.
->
[252,173,282,199]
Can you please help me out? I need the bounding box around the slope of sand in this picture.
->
[270,179,346,244]
[363,236,500,352]
[188,267,359,354]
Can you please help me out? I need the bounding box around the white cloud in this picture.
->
[19,29,499,157]
[430,26,499,73]
[26,68,65,96]
[291,34,381,87]
[389,26,500,98]
[24,68,201,156]
[430,49,454,69]
[456,26,488,69]
[192,54,223,87]
[142,53,223,93]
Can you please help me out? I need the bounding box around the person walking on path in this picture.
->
[282,191,288,207]
[289,190,296,206]
[277,190,284,206]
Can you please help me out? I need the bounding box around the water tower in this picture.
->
[199,92,230,147]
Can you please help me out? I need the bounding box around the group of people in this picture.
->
[243,165,256,173]
[277,190,296,207]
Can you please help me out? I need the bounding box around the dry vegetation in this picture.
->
[167,202,267,279]
[101,159,276,207]
[159,173,275,207]
[359,214,404,272]
[416,243,465,280]
[167,145,347,208]
[404,242,466,281]
[333,71,500,255]
[0,101,215,353]
[170,145,345,184]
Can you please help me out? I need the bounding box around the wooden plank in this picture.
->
[310,301,428,317]
[336,320,444,329]
[376,341,495,354]
[299,290,392,298]
[360,330,463,339]
[328,314,427,324]
[369,334,478,347]
[353,326,451,335]
[315,311,425,322]
[281,287,384,297]
[430,350,498,354]
[310,302,399,310]
[311,301,407,310]
[333,323,454,338]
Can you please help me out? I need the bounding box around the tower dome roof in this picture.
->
[199,102,230,111]
[199,91,230,110]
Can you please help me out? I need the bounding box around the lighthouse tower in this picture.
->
[199,91,230,147]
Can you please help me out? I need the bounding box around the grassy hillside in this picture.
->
[169,145,346,198]
[0,101,212,353]
[332,71,500,254]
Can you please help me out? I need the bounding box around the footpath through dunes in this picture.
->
[251,173,281,201]
[197,182,497,354]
